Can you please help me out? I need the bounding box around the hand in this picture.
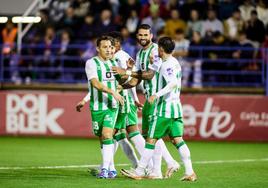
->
[112,92,125,106]
[148,95,157,104]
[135,101,143,110]
[116,84,123,93]
[76,100,86,112]
[112,66,126,76]
[127,58,135,69]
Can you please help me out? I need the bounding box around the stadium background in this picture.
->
[0,0,268,187]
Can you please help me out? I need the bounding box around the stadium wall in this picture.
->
[0,91,268,141]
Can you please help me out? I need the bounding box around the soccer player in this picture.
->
[112,24,179,178]
[105,31,143,176]
[121,36,197,181]
[76,32,145,178]
[84,35,124,179]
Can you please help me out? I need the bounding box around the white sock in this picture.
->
[109,141,118,171]
[152,140,162,174]
[158,139,176,167]
[102,144,114,170]
[119,138,139,168]
[138,148,154,169]
[178,143,194,175]
[130,134,145,156]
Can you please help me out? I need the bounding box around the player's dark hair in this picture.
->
[96,35,114,47]
[137,24,152,33]
[158,37,175,54]
[106,31,123,43]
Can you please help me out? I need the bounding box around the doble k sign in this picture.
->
[6,94,64,135]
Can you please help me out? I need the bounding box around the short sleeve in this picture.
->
[85,59,97,81]
[148,46,162,72]
[135,51,141,71]
[161,62,177,83]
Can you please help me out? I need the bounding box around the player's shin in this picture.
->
[102,138,114,170]
[129,130,145,156]
[176,140,194,175]
[116,132,139,168]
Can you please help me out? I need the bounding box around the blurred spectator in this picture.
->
[95,9,118,37]
[256,0,268,27]
[71,0,90,19]
[121,27,136,58]
[205,31,230,82]
[172,29,190,87]
[186,9,203,38]
[245,10,266,45]
[165,0,179,11]
[78,14,95,41]
[55,30,78,80]
[140,0,169,19]
[232,31,255,70]
[49,0,71,24]
[109,0,120,16]
[80,36,97,61]
[1,21,18,81]
[188,31,204,88]
[125,10,140,37]
[178,0,203,21]
[164,9,186,39]
[89,0,111,17]
[201,0,219,18]
[119,0,141,22]
[218,0,238,20]
[141,7,165,38]
[1,21,17,55]
[232,31,257,83]
[58,7,79,34]
[224,9,244,41]
[27,9,50,41]
[239,0,255,22]
[36,26,56,80]
[201,9,224,38]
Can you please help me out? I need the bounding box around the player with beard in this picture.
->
[112,24,180,178]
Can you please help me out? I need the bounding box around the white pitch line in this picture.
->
[0,158,267,170]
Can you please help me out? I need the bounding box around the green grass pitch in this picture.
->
[0,137,267,188]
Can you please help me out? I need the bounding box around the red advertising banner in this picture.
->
[0,91,268,141]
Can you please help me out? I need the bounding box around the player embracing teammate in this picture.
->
[77,24,197,181]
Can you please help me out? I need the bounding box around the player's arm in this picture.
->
[121,77,142,89]
[76,92,90,112]
[130,87,143,109]
[148,80,178,104]
[133,50,162,80]
[148,64,180,104]
[90,78,124,105]
[86,60,124,105]
[112,56,160,80]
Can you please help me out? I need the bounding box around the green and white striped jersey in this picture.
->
[85,56,119,111]
[154,56,183,118]
[114,49,132,113]
[135,43,161,100]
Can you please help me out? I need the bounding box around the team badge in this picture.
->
[166,68,173,76]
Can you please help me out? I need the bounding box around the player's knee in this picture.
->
[102,128,113,140]
[126,125,138,133]
[146,138,157,145]
[172,136,184,145]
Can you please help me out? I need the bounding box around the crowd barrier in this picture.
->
[1,91,267,141]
